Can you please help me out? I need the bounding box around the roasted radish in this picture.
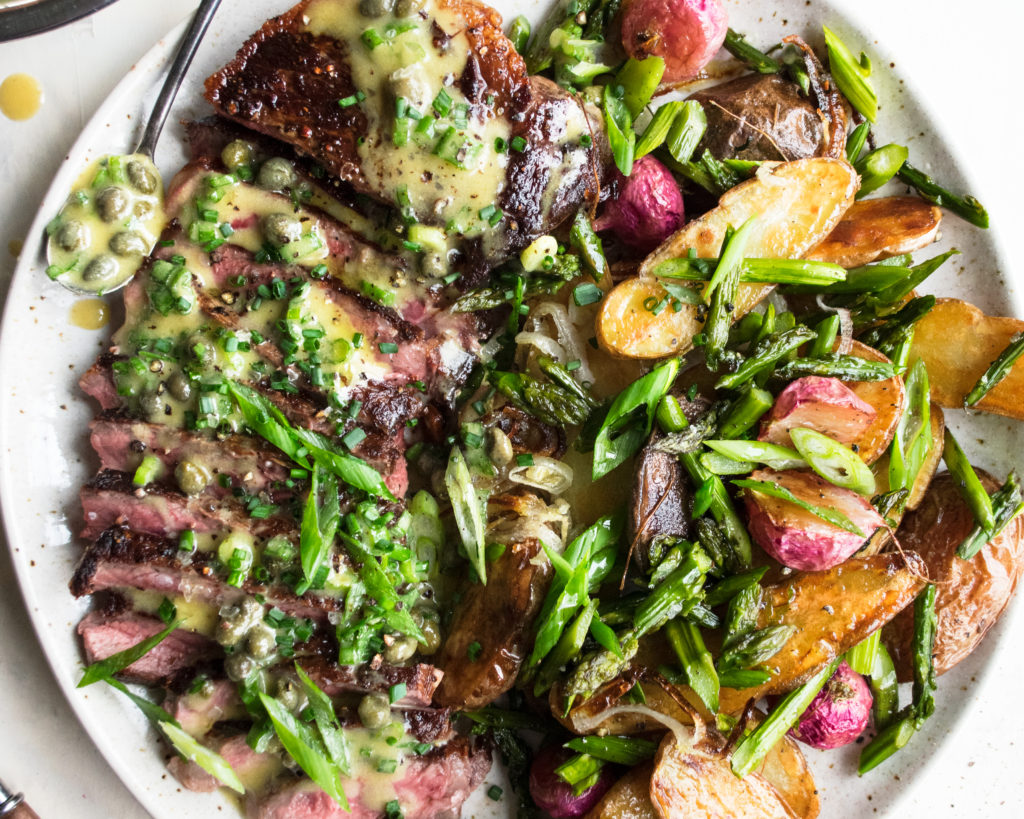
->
[742,469,885,571]
[759,377,877,449]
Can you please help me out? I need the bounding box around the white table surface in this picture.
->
[1,0,1023,816]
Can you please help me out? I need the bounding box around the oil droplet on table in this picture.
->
[7,238,24,258]
[69,298,109,330]
[0,73,42,121]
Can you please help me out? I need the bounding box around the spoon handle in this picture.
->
[135,0,223,157]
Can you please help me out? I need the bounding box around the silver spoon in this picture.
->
[45,0,223,295]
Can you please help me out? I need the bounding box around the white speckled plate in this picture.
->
[1,1,1021,816]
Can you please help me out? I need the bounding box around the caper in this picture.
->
[109,231,148,257]
[257,157,297,192]
[175,459,211,496]
[55,220,88,252]
[413,606,442,654]
[394,0,425,16]
[221,140,255,171]
[247,622,278,659]
[217,597,262,648]
[225,652,257,682]
[133,200,153,219]
[383,635,418,665]
[137,390,164,419]
[388,67,429,109]
[262,212,303,247]
[167,370,193,402]
[359,0,393,17]
[127,160,158,194]
[357,692,392,730]
[276,680,307,715]
[420,251,447,279]
[95,186,131,223]
[82,253,119,283]
[489,428,514,467]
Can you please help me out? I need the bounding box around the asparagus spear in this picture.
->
[964,332,1024,408]
[898,162,989,228]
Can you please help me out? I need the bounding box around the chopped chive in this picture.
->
[389,682,407,704]
[467,641,483,661]
[573,282,603,306]
[338,90,366,107]
[516,453,534,467]
[379,342,399,355]
[432,89,453,117]
[510,135,528,152]
[342,427,367,450]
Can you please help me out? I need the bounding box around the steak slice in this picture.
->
[79,470,297,542]
[249,735,491,819]
[167,673,451,745]
[169,733,285,793]
[77,609,220,685]
[90,414,293,497]
[291,655,441,710]
[71,525,342,624]
[205,0,608,281]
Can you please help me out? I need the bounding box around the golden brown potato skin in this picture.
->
[884,471,1024,681]
[909,299,1024,420]
[804,197,942,268]
[434,536,551,709]
[585,764,659,819]
[718,552,926,713]
[650,735,796,819]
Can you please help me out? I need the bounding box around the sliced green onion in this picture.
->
[942,428,995,531]
[733,479,866,536]
[704,440,806,471]
[445,447,488,584]
[823,26,877,122]
[160,722,245,794]
[731,657,841,776]
[790,427,876,495]
[855,143,909,197]
[615,57,665,119]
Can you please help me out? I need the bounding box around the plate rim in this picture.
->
[0,2,1020,816]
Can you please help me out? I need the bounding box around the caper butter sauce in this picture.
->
[45,154,166,293]
[301,0,512,270]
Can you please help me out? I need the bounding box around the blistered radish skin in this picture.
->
[759,376,876,450]
[621,0,729,83]
[790,660,873,749]
[594,155,685,252]
[743,469,885,571]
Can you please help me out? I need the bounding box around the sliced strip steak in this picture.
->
[79,470,297,542]
[71,525,340,624]
[77,609,220,685]
[249,735,491,819]
[204,0,608,281]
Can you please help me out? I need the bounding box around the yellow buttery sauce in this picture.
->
[302,0,512,261]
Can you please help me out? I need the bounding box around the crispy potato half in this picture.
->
[804,196,942,268]
[650,734,796,819]
[597,158,859,359]
[841,340,907,464]
[909,298,1024,419]
[585,763,659,819]
[579,699,820,819]
[718,552,927,713]
[884,472,1024,681]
